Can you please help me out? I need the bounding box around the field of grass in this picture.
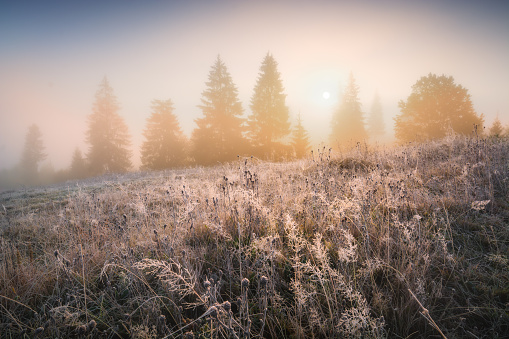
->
[1,136,508,338]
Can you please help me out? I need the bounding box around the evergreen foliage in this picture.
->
[69,148,87,179]
[248,53,290,158]
[395,73,484,143]
[489,115,504,137]
[141,99,187,170]
[19,123,47,182]
[291,113,311,158]
[367,91,385,140]
[191,56,247,165]
[330,73,367,147]
[86,77,132,175]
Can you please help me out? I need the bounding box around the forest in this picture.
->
[1,53,505,190]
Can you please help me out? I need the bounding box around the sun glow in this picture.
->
[322,91,331,100]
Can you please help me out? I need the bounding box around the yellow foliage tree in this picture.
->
[395,73,484,143]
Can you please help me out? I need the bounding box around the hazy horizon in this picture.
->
[1,0,508,171]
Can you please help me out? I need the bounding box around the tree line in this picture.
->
[3,54,507,187]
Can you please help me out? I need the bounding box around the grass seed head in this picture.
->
[260,275,268,288]
[241,277,249,289]
[222,300,231,312]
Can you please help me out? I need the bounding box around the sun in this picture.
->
[322,91,331,100]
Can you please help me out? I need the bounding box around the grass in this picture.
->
[1,135,508,338]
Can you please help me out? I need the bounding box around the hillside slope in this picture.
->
[1,136,508,338]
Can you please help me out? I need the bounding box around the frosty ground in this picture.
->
[1,136,508,338]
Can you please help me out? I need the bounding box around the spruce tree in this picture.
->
[86,77,132,175]
[69,148,87,179]
[141,99,187,170]
[248,53,290,158]
[330,73,367,148]
[367,91,385,141]
[291,113,311,158]
[489,115,504,137]
[20,123,46,183]
[191,56,246,165]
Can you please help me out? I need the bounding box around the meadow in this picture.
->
[1,135,508,338]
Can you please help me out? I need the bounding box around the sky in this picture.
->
[1,0,508,170]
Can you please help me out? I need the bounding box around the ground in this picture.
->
[1,136,508,338]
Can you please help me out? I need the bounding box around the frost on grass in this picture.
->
[1,136,508,338]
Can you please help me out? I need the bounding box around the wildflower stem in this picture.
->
[408,288,447,339]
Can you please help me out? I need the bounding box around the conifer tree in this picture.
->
[489,115,504,137]
[20,123,46,183]
[367,91,385,141]
[248,53,290,157]
[329,73,367,147]
[395,73,484,143]
[86,77,132,175]
[141,99,187,170]
[69,147,87,179]
[191,56,246,165]
[291,113,311,158]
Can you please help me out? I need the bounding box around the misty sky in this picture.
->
[1,0,508,170]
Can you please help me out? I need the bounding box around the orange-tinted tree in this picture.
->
[86,77,132,175]
[489,115,504,138]
[291,113,311,158]
[330,73,367,147]
[395,73,484,143]
[191,56,247,165]
[248,53,290,158]
[141,99,187,170]
[367,91,385,141]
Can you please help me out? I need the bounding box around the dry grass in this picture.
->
[1,135,508,338]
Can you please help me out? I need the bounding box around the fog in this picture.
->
[1,0,508,171]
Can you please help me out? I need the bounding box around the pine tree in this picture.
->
[291,113,311,158]
[86,77,132,175]
[329,72,367,148]
[489,115,504,137]
[20,123,47,183]
[367,91,385,141]
[69,148,87,179]
[191,56,246,165]
[248,53,290,158]
[395,73,484,143]
[141,99,187,170]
